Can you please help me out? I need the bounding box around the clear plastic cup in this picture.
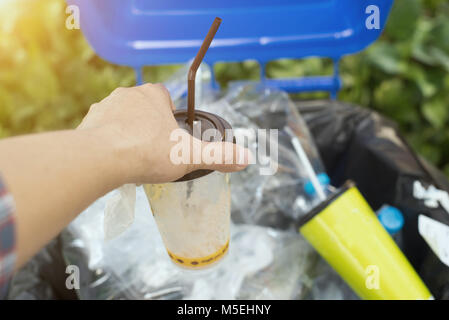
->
[144,171,230,269]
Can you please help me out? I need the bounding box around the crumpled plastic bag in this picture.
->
[199,82,327,228]
[103,184,136,241]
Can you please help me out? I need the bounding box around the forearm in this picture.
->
[0,83,249,271]
[0,128,128,267]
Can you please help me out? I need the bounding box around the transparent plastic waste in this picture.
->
[104,184,136,241]
[7,239,60,300]
[200,82,328,227]
[62,187,315,300]
[305,257,359,300]
[164,59,214,106]
[62,61,330,299]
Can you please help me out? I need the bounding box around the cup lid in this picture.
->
[173,109,233,182]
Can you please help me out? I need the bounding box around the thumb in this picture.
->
[195,141,252,173]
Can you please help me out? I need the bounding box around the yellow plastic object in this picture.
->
[299,183,432,300]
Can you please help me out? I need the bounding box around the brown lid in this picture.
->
[174,109,233,182]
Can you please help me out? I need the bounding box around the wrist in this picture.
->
[83,126,137,188]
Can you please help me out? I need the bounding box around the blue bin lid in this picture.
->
[67,0,393,68]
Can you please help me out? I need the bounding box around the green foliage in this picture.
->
[0,0,449,175]
[0,0,177,137]
[338,0,449,175]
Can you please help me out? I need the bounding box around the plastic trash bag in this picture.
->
[104,184,135,241]
[296,99,449,299]
[15,66,449,300]
[305,263,358,300]
[199,82,327,229]
[12,95,449,300]
[7,238,77,300]
[164,59,214,106]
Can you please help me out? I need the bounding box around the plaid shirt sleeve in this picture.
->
[0,177,16,299]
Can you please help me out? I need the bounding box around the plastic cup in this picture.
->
[145,17,232,270]
[144,171,230,269]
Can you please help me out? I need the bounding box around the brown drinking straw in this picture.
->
[187,17,222,127]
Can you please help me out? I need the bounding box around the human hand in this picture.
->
[78,83,250,184]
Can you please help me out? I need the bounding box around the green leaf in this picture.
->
[365,43,406,74]
[403,64,437,97]
[411,18,438,65]
[429,14,449,52]
[385,0,422,40]
[429,47,449,71]
[422,98,448,128]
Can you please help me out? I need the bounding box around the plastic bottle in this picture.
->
[303,173,331,197]
[377,205,405,248]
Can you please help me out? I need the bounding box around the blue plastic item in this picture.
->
[67,0,393,96]
[304,173,331,196]
[377,205,404,235]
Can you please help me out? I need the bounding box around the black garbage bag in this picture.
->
[7,98,449,300]
[6,238,77,300]
[297,99,449,300]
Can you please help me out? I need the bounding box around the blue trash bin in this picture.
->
[67,0,393,97]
